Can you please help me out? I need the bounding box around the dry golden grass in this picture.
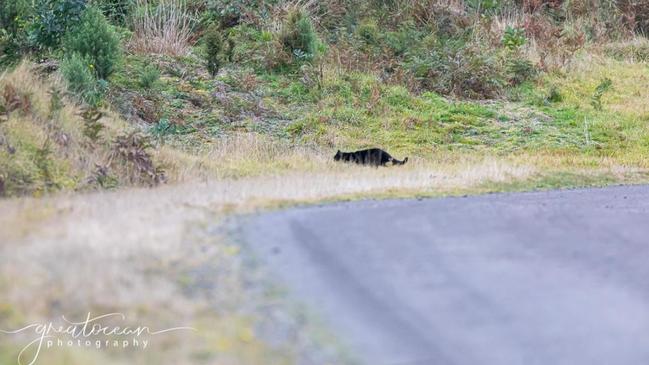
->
[129,0,196,56]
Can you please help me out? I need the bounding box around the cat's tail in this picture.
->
[393,157,408,165]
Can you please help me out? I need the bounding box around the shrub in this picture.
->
[357,20,380,45]
[384,24,424,57]
[201,0,247,30]
[0,30,16,69]
[203,24,223,78]
[29,0,87,48]
[94,0,133,25]
[60,53,104,106]
[63,7,121,80]
[108,132,165,186]
[546,86,563,103]
[80,107,104,142]
[138,63,160,89]
[506,57,536,86]
[502,26,527,50]
[0,0,31,39]
[591,78,612,111]
[409,41,506,99]
[225,37,235,62]
[279,9,318,61]
[0,0,33,67]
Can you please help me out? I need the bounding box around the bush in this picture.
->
[29,0,87,48]
[409,41,506,99]
[0,31,15,68]
[0,0,32,37]
[63,7,121,80]
[60,53,104,106]
[203,24,223,78]
[94,0,133,25]
[384,24,425,57]
[591,77,612,111]
[279,9,318,61]
[109,132,165,186]
[357,20,380,45]
[139,64,160,89]
[506,56,536,85]
[546,86,563,103]
[201,0,248,30]
[0,0,33,67]
[502,26,527,50]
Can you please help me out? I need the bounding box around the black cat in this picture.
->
[334,148,408,166]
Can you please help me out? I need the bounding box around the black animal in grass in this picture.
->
[334,148,408,167]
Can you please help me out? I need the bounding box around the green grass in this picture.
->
[106,49,649,191]
[259,56,648,173]
[278,72,581,156]
[11,39,649,198]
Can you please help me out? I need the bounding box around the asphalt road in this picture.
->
[241,185,649,365]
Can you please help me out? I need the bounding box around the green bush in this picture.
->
[502,26,527,50]
[546,86,563,103]
[203,24,224,78]
[63,7,121,80]
[94,0,133,25]
[506,56,536,86]
[384,24,424,57]
[139,64,160,89]
[29,0,87,48]
[409,41,506,99]
[60,53,104,106]
[591,78,612,111]
[1,0,32,37]
[357,20,380,45]
[1,0,34,67]
[279,9,318,61]
[201,0,247,30]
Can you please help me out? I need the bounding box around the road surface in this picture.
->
[240,185,649,365]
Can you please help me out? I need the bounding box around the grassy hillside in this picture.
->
[1,0,649,195]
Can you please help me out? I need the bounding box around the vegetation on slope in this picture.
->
[1,0,649,197]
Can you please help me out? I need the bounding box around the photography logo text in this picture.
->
[0,312,195,365]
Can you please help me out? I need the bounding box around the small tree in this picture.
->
[63,7,121,80]
[203,24,223,78]
[279,9,318,61]
[60,53,103,106]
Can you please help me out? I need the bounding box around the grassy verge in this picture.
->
[1,139,647,365]
[3,47,649,196]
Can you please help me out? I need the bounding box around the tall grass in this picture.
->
[129,0,196,56]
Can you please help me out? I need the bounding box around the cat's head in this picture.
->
[333,150,342,161]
